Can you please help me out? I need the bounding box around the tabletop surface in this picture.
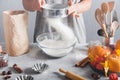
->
[0,44,109,80]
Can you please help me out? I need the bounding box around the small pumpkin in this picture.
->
[88,45,111,60]
[108,54,120,72]
[116,39,120,49]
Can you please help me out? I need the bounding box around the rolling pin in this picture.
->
[59,68,86,80]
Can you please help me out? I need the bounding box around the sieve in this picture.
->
[41,4,68,18]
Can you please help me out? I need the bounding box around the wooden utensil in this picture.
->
[101,2,108,15]
[108,1,115,32]
[101,2,111,27]
[59,68,86,80]
[112,10,118,22]
[108,1,115,14]
[111,21,119,36]
[95,8,108,38]
[95,8,102,26]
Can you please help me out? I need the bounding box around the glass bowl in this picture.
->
[36,32,76,57]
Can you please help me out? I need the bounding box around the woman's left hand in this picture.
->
[68,0,80,17]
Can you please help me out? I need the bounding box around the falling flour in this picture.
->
[39,18,76,57]
[46,18,76,41]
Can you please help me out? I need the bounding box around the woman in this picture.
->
[22,0,91,44]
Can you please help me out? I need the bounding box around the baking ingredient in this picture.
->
[40,40,74,57]
[2,71,6,75]
[109,73,118,80]
[4,75,11,79]
[7,71,12,75]
[75,57,89,67]
[39,18,76,57]
[46,18,76,41]
[13,64,23,73]
[91,73,101,80]
[59,68,86,80]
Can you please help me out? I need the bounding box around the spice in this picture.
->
[7,71,12,75]
[75,57,89,67]
[2,71,6,75]
[4,75,11,80]
[13,64,23,73]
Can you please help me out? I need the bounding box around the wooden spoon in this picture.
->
[95,8,102,26]
[111,21,119,36]
[95,8,108,37]
[101,2,108,26]
[101,2,108,15]
[108,1,115,13]
[108,1,115,24]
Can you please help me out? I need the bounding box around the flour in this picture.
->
[46,18,76,41]
[39,18,76,57]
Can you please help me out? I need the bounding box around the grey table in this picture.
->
[0,44,100,80]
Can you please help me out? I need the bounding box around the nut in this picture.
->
[13,64,23,73]
[4,75,11,80]
[2,71,6,75]
[7,71,12,75]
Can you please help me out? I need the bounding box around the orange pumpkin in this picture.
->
[116,39,120,49]
[108,54,120,72]
[88,45,111,60]
[88,45,112,69]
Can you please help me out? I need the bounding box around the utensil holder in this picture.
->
[103,37,114,46]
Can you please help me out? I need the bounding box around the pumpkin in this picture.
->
[88,45,111,69]
[108,54,120,72]
[116,39,120,49]
[88,45,111,61]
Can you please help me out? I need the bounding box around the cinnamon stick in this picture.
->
[75,57,89,68]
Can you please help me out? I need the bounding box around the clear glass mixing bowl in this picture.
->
[36,32,76,57]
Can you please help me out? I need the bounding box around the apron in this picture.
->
[34,0,86,44]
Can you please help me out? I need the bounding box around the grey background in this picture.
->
[0,0,120,43]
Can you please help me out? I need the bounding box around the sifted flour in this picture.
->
[39,18,76,57]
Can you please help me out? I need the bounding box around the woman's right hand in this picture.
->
[32,0,46,11]
[22,0,46,11]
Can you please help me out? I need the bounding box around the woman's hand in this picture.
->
[68,0,79,17]
[22,0,46,11]
[32,0,46,11]
[68,0,91,17]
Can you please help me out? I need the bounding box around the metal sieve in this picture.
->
[41,4,68,18]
